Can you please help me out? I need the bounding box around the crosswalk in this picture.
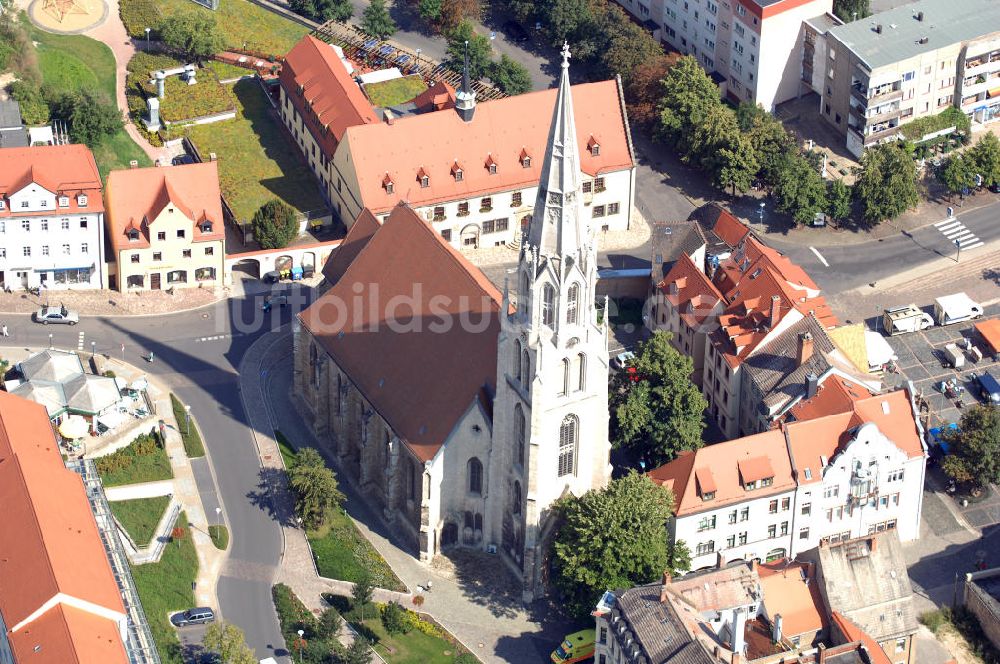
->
[77,330,85,351]
[934,217,984,251]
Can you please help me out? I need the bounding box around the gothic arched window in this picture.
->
[309,343,320,387]
[468,457,483,494]
[566,283,579,325]
[513,480,522,515]
[513,340,522,381]
[521,349,530,388]
[515,403,525,466]
[577,353,587,391]
[558,415,578,477]
[519,270,530,316]
[561,358,570,395]
[407,457,419,502]
[542,284,555,327]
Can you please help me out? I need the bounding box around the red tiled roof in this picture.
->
[322,208,380,284]
[658,254,724,329]
[757,560,828,637]
[787,374,874,423]
[9,604,127,664]
[105,162,224,252]
[344,80,633,213]
[411,80,456,113]
[711,207,750,248]
[299,203,501,462]
[0,391,127,662]
[694,467,717,495]
[737,455,775,484]
[0,145,103,218]
[279,35,379,159]
[830,612,892,664]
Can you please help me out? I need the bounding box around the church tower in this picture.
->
[487,43,612,602]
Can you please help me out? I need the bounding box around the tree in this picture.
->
[941,405,1000,490]
[351,568,375,623]
[826,179,852,223]
[203,623,256,664]
[833,0,871,22]
[438,0,480,32]
[544,0,594,45]
[251,199,298,250]
[656,56,723,159]
[341,637,374,664]
[666,540,692,577]
[969,132,1000,188]
[171,525,186,548]
[855,143,920,224]
[939,153,976,199]
[380,601,410,634]
[489,55,532,95]
[361,0,396,39]
[552,472,675,617]
[593,4,662,84]
[158,11,224,60]
[714,135,759,196]
[289,0,353,22]
[624,54,680,127]
[417,0,442,24]
[445,21,492,81]
[9,80,49,125]
[738,102,796,188]
[773,152,828,225]
[317,606,343,640]
[610,331,707,466]
[287,447,345,529]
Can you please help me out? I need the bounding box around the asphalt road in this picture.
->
[4,286,315,663]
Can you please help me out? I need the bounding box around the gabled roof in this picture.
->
[9,604,128,664]
[411,80,456,113]
[757,559,828,637]
[0,145,103,218]
[648,430,794,516]
[0,391,127,662]
[105,162,225,252]
[323,208,380,284]
[299,204,501,462]
[279,35,379,159]
[658,254,723,330]
[710,207,751,248]
[344,79,633,213]
[650,222,707,284]
[669,564,761,611]
[612,584,715,664]
[830,613,892,664]
[787,374,874,423]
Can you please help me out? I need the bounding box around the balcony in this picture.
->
[867,106,903,124]
[869,87,904,105]
[864,125,902,145]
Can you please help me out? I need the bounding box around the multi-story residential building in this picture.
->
[0,145,106,290]
[649,387,925,571]
[278,35,635,250]
[809,0,1000,156]
[105,162,225,291]
[612,0,833,109]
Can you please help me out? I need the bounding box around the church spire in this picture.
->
[525,42,584,259]
[455,40,477,123]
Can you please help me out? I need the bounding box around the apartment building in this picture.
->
[278,35,634,250]
[105,162,225,291]
[649,387,926,571]
[0,145,106,290]
[613,0,833,110]
[812,0,1000,157]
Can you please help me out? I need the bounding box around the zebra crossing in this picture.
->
[934,217,984,251]
[77,330,85,351]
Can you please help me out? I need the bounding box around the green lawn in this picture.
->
[110,496,170,547]
[360,615,463,664]
[154,0,308,57]
[131,512,198,664]
[96,433,174,487]
[364,75,428,108]
[205,59,253,81]
[170,394,205,458]
[308,508,406,592]
[209,525,229,550]
[91,131,153,180]
[275,429,297,469]
[184,79,326,220]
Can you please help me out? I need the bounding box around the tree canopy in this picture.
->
[489,55,532,95]
[969,132,1000,188]
[938,153,976,199]
[445,21,492,81]
[854,143,919,224]
[287,447,345,530]
[251,199,298,249]
[773,152,828,225]
[942,405,1000,490]
[49,89,122,148]
[624,54,680,127]
[289,0,352,23]
[656,56,722,158]
[832,0,871,22]
[826,179,852,223]
[610,331,706,466]
[552,472,678,618]
[361,0,397,39]
[158,11,224,60]
[203,623,256,664]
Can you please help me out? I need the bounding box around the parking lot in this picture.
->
[884,311,1000,429]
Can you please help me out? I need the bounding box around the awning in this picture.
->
[864,330,898,370]
[97,410,128,431]
[58,415,89,439]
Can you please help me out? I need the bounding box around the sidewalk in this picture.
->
[0,285,224,316]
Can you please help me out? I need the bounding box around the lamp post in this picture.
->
[91,340,96,358]
[955,238,962,262]
[296,629,304,664]
[415,48,421,74]
[184,404,191,435]
[144,27,151,50]
[758,202,765,231]
[214,506,221,528]
[48,333,53,349]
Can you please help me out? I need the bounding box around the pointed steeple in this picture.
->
[455,40,477,123]
[525,42,584,259]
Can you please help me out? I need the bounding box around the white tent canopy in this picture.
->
[58,415,89,439]
[864,330,898,370]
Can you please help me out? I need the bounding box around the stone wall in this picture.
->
[965,571,1000,652]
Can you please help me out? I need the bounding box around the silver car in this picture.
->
[34,305,79,325]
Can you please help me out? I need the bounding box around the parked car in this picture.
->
[33,305,78,325]
[171,154,195,166]
[502,20,530,42]
[169,607,215,627]
[612,351,635,370]
[974,371,1000,404]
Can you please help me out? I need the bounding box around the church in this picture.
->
[293,45,613,600]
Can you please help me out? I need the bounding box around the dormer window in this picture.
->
[200,221,213,233]
[127,229,140,241]
[485,154,497,174]
[417,167,429,188]
[77,194,88,206]
[58,196,69,208]
[451,162,463,182]
[519,148,531,168]
[382,173,394,194]
[588,135,601,156]
[0,200,6,210]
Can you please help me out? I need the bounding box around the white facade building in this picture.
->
[0,146,105,290]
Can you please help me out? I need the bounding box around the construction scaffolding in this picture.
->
[67,459,162,664]
[311,20,507,103]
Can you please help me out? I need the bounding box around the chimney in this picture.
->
[731,608,747,659]
[772,613,783,643]
[209,152,217,162]
[769,295,781,328]
[660,569,672,602]
[731,653,742,664]
[869,536,878,553]
[663,569,673,585]
[806,373,819,399]
[797,332,814,366]
[751,559,759,573]
[817,643,828,663]
[717,551,726,569]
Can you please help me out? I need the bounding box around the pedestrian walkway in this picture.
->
[934,217,984,251]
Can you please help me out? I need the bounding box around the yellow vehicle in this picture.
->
[551,629,595,663]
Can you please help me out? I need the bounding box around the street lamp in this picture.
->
[955,238,962,262]
[48,333,53,349]
[184,404,191,435]
[296,629,304,664]
[214,506,222,528]
[757,202,765,231]
[144,27,150,50]
[415,48,421,73]
[91,340,96,358]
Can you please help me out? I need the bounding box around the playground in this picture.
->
[28,0,108,34]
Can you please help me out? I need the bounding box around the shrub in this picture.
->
[103,370,116,378]
[455,654,479,664]
[252,199,299,249]
[919,609,948,635]
[95,431,161,476]
[119,0,163,39]
[379,601,410,635]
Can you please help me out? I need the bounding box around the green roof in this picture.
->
[827,0,1000,70]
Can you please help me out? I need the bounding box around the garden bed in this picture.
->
[363,75,428,108]
[126,52,236,125]
[184,79,326,220]
[131,512,198,664]
[96,431,173,487]
[307,508,406,592]
[110,495,170,547]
